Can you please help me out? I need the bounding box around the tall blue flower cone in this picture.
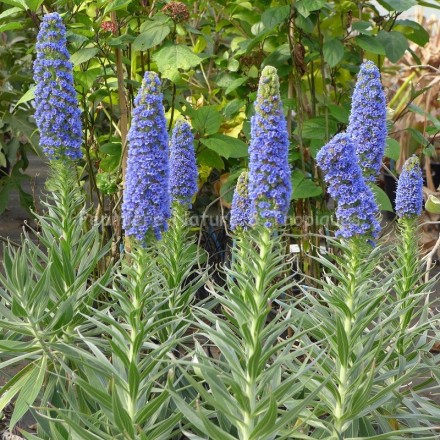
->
[347,60,387,182]
[316,132,381,239]
[169,120,198,208]
[230,171,251,231]
[33,13,82,161]
[248,66,291,229]
[122,71,170,243]
[395,156,424,219]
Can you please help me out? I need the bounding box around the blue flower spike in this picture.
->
[347,60,387,182]
[33,12,83,161]
[169,120,198,208]
[122,71,170,243]
[248,66,292,228]
[396,155,424,219]
[230,171,251,231]
[316,133,381,239]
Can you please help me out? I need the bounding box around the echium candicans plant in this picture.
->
[179,67,308,439]
[347,60,387,182]
[156,119,202,341]
[394,155,424,352]
[248,65,291,228]
[33,12,82,161]
[122,71,170,244]
[316,132,383,436]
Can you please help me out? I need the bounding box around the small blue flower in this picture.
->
[122,71,170,243]
[316,133,381,239]
[33,13,82,161]
[248,66,291,228]
[230,171,251,230]
[169,120,198,208]
[347,60,387,182]
[395,155,423,218]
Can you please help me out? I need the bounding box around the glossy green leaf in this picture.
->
[99,154,119,172]
[376,0,416,12]
[394,19,429,46]
[352,21,373,33]
[291,169,323,200]
[0,0,27,9]
[408,127,429,147]
[385,137,400,161]
[225,77,247,95]
[100,142,121,156]
[132,20,170,51]
[25,0,44,11]
[262,43,291,68]
[354,35,386,56]
[261,5,290,29]
[0,22,22,32]
[153,43,201,81]
[0,7,22,20]
[418,0,440,9]
[74,68,101,90]
[13,85,36,111]
[371,184,393,212]
[323,39,344,67]
[376,30,408,63]
[197,148,224,169]
[200,134,248,159]
[191,106,222,135]
[227,58,240,72]
[295,13,315,32]
[103,0,132,14]
[71,47,99,66]
[328,103,349,124]
[300,117,338,140]
[296,0,326,17]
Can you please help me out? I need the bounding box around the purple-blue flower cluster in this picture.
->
[169,120,198,208]
[248,66,291,228]
[33,13,82,160]
[395,156,423,218]
[347,60,387,182]
[122,71,170,242]
[316,133,381,239]
[230,171,251,230]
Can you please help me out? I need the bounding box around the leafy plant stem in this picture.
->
[396,216,419,354]
[241,227,271,440]
[334,238,360,435]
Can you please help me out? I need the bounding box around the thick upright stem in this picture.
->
[241,228,271,440]
[334,240,360,434]
[126,246,146,421]
[396,217,419,354]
